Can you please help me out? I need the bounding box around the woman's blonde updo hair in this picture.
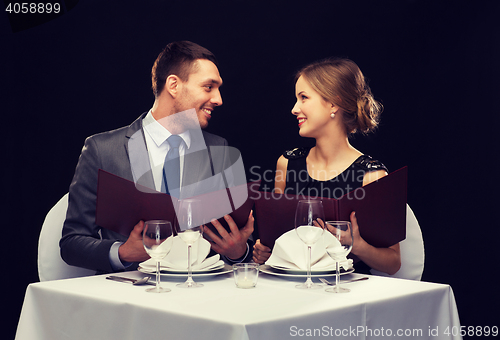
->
[297,58,382,134]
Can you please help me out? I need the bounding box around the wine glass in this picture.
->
[325,221,353,293]
[142,220,173,293]
[294,200,325,289]
[176,199,204,288]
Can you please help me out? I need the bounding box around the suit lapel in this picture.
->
[181,130,228,199]
[125,113,156,191]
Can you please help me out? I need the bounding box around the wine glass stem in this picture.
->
[335,261,340,293]
[187,244,193,282]
[156,260,161,292]
[306,245,312,286]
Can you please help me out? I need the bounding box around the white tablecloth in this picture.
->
[16,271,461,340]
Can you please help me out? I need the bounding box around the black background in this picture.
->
[2,0,499,338]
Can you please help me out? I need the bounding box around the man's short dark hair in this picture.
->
[151,41,218,97]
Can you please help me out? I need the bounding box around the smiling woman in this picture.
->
[253,58,401,276]
[296,58,382,136]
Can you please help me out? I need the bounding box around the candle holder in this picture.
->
[233,263,260,289]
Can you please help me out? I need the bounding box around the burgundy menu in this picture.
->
[95,169,259,237]
[255,167,408,249]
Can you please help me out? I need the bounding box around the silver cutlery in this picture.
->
[106,276,155,286]
[319,277,369,286]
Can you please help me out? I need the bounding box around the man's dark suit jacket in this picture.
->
[60,113,244,273]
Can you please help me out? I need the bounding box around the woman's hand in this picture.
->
[349,211,366,253]
[252,239,271,264]
[349,211,401,275]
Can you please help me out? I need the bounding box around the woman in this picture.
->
[253,58,401,275]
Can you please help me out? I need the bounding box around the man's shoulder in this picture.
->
[201,130,227,146]
[85,114,145,143]
[87,125,127,141]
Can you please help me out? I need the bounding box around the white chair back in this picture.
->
[370,204,425,280]
[38,193,95,281]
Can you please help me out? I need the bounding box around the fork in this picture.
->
[106,276,156,286]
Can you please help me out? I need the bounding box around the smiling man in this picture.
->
[60,41,254,273]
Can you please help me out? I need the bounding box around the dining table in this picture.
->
[15,268,462,340]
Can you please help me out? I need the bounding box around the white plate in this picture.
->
[139,264,232,277]
[269,264,352,274]
[140,260,224,273]
[260,265,354,278]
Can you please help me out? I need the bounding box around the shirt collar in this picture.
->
[143,110,191,149]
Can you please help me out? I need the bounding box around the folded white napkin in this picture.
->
[140,236,222,271]
[266,230,353,271]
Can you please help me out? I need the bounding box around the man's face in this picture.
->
[174,59,223,129]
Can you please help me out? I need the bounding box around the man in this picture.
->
[60,41,254,273]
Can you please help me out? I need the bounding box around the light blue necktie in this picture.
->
[162,135,183,196]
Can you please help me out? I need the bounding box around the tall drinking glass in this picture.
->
[325,221,353,293]
[142,220,173,293]
[176,199,204,288]
[294,200,325,289]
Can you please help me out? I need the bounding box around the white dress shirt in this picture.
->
[142,110,191,192]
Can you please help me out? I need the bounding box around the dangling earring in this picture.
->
[330,113,335,119]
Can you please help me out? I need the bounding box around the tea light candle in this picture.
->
[237,277,255,288]
[233,263,259,288]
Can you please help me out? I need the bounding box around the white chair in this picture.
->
[370,204,425,280]
[38,193,95,281]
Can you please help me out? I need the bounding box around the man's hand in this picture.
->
[203,211,254,260]
[252,239,271,264]
[118,221,150,263]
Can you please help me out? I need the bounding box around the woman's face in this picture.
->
[292,75,336,138]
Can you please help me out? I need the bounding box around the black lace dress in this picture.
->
[283,147,388,274]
